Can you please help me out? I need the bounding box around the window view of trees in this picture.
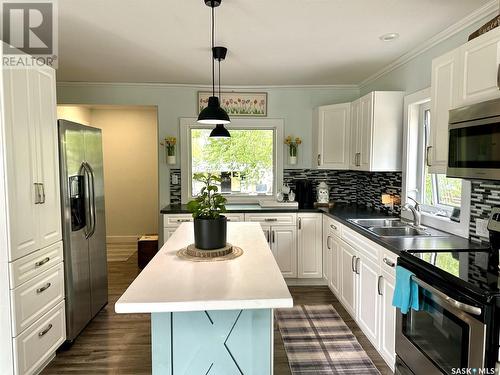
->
[191,129,274,196]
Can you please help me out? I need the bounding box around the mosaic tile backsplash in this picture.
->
[169,168,402,214]
[469,180,500,244]
[169,170,500,243]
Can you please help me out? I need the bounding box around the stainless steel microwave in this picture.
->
[448,97,500,180]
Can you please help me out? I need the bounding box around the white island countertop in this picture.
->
[115,222,293,313]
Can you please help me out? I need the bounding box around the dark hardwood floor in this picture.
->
[43,253,392,374]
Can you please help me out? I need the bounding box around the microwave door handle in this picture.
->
[411,276,482,316]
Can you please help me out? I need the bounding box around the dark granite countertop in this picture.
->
[161,203,488,255]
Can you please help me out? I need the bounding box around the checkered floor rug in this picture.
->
[275,305,380,375]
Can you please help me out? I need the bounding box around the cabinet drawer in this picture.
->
[163,214,193,227]
[380,250,398,277]
[14,300,65,375]
[323,216,342,238]
[9,241,63,289]
[245,213,296,226]
[342,226,381,263]
[11,262,65,336]
[225,213,245,222]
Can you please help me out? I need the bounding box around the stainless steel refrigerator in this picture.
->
[58,120,108,342]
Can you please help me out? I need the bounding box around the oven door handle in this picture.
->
[412,276,482,316]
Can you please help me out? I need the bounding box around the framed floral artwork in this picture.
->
[198,92,267,117]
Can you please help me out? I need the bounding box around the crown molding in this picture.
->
[56,81,359,91]
[359,0,499,88]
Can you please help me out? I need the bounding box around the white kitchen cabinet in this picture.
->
[297,213,322,278]
[323,216,341,296]
[456,27,500,107]
[3,67,61,261]
[379,270,396,370]
[350,91,404,172]
[340,240,357,318]
[430,49,459,174]
[1,60,65,375]
[270,226,298,278]
[356,255,380,347]
[313,103,351,169]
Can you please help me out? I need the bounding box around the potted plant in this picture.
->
[187,173,228,250]
[284,136,302,165]
[161,136,177,164]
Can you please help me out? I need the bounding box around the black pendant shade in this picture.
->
[209,124,231,138]
[198,96,230,125]
[197,0,231,129]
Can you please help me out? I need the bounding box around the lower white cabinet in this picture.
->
[340,240,357,318]
[297,213,322,278]
[13,301,66,375]
[266,225,298,278]
[356,255,380,347]
[379,270,396,368]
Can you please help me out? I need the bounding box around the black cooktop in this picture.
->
[401,249,500,301]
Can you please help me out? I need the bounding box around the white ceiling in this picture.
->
[57,0,493,85]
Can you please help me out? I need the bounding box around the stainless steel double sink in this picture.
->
[348,218,448,238]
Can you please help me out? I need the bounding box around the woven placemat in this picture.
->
[176,244,243,262]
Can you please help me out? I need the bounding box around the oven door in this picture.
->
[448,115,500,180]
[396,277,486,375]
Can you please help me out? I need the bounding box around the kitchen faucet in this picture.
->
[403,198,421,227]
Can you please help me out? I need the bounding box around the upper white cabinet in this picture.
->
[456,27,500,107]
[429,49,459,174]
[313,103,351,169]
[350,91,404,172]
[3,67,61,261]
[430,28,500,173]
[297,213,322,278]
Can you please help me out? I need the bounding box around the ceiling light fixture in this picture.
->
[210,46,231,138]
[379,32,400,42]
[197,0,231,126]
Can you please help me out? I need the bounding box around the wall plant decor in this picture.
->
[198,92,267,117]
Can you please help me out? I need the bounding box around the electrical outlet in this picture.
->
[475,218,489,238]
[172,175,179,185]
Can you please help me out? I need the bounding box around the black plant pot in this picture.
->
[193,216,227,250]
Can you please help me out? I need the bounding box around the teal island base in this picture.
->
[152,308,273,375]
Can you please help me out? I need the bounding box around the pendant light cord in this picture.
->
[218,59,221,98]
[211,1,215,98]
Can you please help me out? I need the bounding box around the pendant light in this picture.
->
[197,0,230,125]
[210,46,231,138]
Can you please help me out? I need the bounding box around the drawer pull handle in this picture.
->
[383,257,395,268]
[176,219,191,223]
[36,283,51,294]
[38,324,53,337]
[35,257,50,267]
[330,224,337,230]
[264,218,278,222]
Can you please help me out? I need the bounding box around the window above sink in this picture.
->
[180,118,284,204]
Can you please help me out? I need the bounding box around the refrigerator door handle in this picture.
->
[81,162,96,239]
[85,162,97,238]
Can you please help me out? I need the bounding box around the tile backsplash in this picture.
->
[169,168,402,214]
[169,170,500,244]
[469,180,500,244]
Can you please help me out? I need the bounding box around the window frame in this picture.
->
[179,117,284,204]
[402,89,471,238]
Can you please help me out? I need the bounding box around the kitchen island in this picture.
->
[115,222,293,375]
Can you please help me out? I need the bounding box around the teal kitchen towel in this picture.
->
[392,266,420,314]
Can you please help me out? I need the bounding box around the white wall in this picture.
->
[57,105,159,242]
[56,84,360,214]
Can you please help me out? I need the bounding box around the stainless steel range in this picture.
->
[395,209,500,375]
